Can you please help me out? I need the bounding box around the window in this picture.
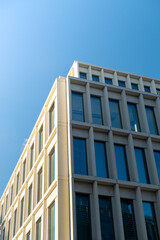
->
[13,209,17,237]
[128,103,140,132]
[16,172,19,195]
[10,185,13,206]
[118,80,125,87]
[39,126,43,154]
[72,92,84,122]
[26,231,31,240]
[134,148,149,184]
[37,168,42,203]
[131,83,138,90]
[49,149,55,186]
[28,184,32,216]
[153,151,160,182]
[20,197,24,227]
[92,75,99,82]
[99,197,114,240]
[143,202,159,239]
[80,72,87,79]
[36,218,41,240]
[73,138,87,175]
[2,226,5,240]
[105,77,112,85]
[109,100,122,128]
[30,144,34,170]
[144,86,150,93]
[145,106,158,135]
[121,199,137,240]
[48,202,55,240]
[1,204,3,221]
[76,194,91,240]
[94,141,108,178]
[22,159,26,183]
[49,103,55,134]
[7,219,11,240]
[5,195,8,215]
[114,145,129,181]
[156,88,160,95]
[91,96,103,125]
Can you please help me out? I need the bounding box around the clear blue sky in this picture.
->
[0,0,160,197]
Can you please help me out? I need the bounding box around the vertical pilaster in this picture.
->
[128,134,139,182]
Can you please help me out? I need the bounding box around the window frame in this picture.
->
[72,91,85,122]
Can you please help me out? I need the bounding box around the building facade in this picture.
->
[1,61,160,240]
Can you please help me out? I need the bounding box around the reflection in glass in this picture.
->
[154,151,160,182]
[109,100,122,128]
[73,138,87,175]
[49,150,55,185]
[94,141,108,178]
[145,106,158,135]
[91,96,103,125]
[128,103,140,132]
[28,184,32,216]
[72,92,84,122]
[92,75,99,82]
[37,168,42,202]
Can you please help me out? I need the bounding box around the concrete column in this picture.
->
[88,127,96,176]
[151,79,156,94]
[128,134,139,182]
[85,83,92,123]
[74,61,79,78]
[108,131,117,179]
[138,94,149,133]
[121,90,130,130]
[88,65,92,81]
[139,77,144,91]
[113,72,118,86]
[126,74,131,89]
[100,68,104,83]
[103,87,111,126]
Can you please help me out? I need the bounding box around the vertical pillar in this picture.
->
[139,77,144,91]
[128,134,139,182]
[151,79,156,94]
[103,87,111,126]
[85,83,92,123]
[100,68,104,83]
[88,127,96,176]
[108,131,117,179]
[121,90,130,130]
[138,94,149,133]
[113,72,118,86]
[126,74,131,89]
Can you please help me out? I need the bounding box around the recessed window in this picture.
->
[105,77,112,85]
[37,168,43,203]
[128,103,140,132]
[49,103,55,134]
[94,141,108,178]
[92,75,99,82]
[91,96,103,125]
[131,83,138,90]
[72,92,84,122]
[49,149,55,186]
[134,148,149,184]
[5,195,8,215]
[153,151,160,182]
[13,209,17,237]
[76,194,91,240]
[114,144,129,181]
[118,80,125,87]
[20,197,24,227]
[8,219,11,240]
[39,126,43,154]
[109,99,122,128]
[48,202,55,240]
[144,86,150,93]
[10,185,13,206]
[26,231,31,240]
[30,144,34,170]
[16,172,19,195]
[156,88,160,95]
[73,138,87,175]
[36,218,41,240]
[22,159,26,183]
[80,72,87,79]
[28,184,32,216]
[2,226,5,240]
[145,106,158,135]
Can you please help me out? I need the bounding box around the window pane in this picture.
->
[76,194,91,240]
[5,195,8,215]
[26,231,30,240]
[49,104,55,134]
[121,199,137,240]
[131,83,138,90]
[16,173,19,195]
[156,89,160,95]
[128,103,140,132]
[20,197,24,227]
[10,185,13,206]
[92,75,99,82]
[36,218,41,240]
[109,100,122,128]
[118,80,125,87]
[144,86,150,93]
[114,145,129,181]
[49,150,55,185]
[13,209,17,237]
[153,151,160,182]
[72,92,84,122]
[7,220,11,240]
[105,78,112,85]
[143,202,159,240]
[48,203,55,240]
[134,148,149,184]
[73,138,87,175]
[80,72,87,79]
[91,96,103,125]
[145,107,158,135]
[94,141,108,178]
[39,126,43,153]
[37,168,42,202]
[99,197,114,240]
[3,226,5,240]
[28,184,32,216]
[30,144,34,170]
[23,159,26,183]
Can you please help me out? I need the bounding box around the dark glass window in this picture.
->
[105,78,112,85]
[5,195,8,215]
[121,199,137,240]
[144,86,150,93]
[7,220,11,240]
[3,226,5,240]
[76,194,91,240]
[73,138,87,175]
[80,72,87,79]
[153,151,160,182]
[131,83,138,90]
[36,218,41,240]
[10,185,13,206]
[143,202,159,240]
[99,197,114,240]
[28,184,32,216]
[30,144,34,170]
[109,100,122,128]
[72,92,84,122]
[20,197,24,227]
[128,103,140,132]
[13,209,17,237]
[114,145,129,181]
[49,103,55,134]
[22,159,26,183]
[156,88,160,95]
[37,168,42,203]
[94,141,108,178]
[145,106,158,135]
[92,75,99,82]
[48,202,55,240]
[39,126,43,154]
[49,149,55,185]
[118,80,125,87]
[26,231,31,240]
[91,96,103,125]
[16,173,19,195]
[134,148,149,184]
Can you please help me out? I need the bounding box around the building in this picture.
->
[0,60,160,240]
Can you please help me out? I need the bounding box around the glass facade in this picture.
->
[48,202,55,240]
[145,106,158,135]
[36,218,41,240]
[28,184,32,216]
[39,126,43,153]
[20,197,24,227]
[91,96,103,125]
[76,194,91,240]
[109,100,122,128]
[72,92,84,122]
[49,103,55,134]
[105,78,112,85]
[37,168,42,203]
[22,159,26,183]
[131,83,138,90]
[49,149,55,186]
[128,103,140,132]
[30,144,34,170]
[94,141,108,178]
[73,138,87,175]
[99,197,114,240]
[134,148,149,184]
[114,145,129,181]
[154,151,160,182]
[118,80,125,87]
[80,72,87,79]
[144,86,150,93]
[92,75,99,82]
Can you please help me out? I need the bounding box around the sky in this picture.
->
[0,0,160,197]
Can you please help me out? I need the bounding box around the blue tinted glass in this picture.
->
[143,202,159,240]
[131,83,138,90]
[145,107,158,135]
[109,100,122,128]
[134,148,149,183]
[76,194,91,240]
[72,92,84,122]
[144,86,150,93]
[128,103,140,132]
[157,89,160,95]
[91,96,103,125]
[154,151,160,182]
[114,145,129,181]
[105,78,112,85]
[80,72,87,79]
[74,138,87,175]
[118,81,125,87]
[99,197,114,240]
[92,75,99,82]
[94,142,108,178]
